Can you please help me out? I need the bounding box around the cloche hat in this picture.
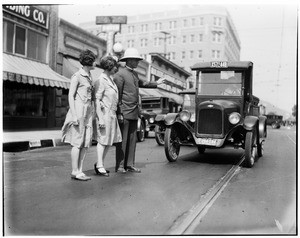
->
[119,48,143,61]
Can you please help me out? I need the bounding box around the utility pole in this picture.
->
[95,16,127,55]
[276,8,284,108]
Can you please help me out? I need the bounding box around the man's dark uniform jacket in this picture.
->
[114,66,158,120]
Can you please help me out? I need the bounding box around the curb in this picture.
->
[3,139,68,152]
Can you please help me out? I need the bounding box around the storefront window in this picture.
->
[3,20,47,62]
[15,25,26,55]
[27,29,47,61]
[3,20,14,53]
[3,81,47,117]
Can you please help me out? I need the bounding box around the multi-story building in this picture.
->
[2,5,106,130]
[79,5,241,77]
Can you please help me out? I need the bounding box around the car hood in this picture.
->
[199,99,240,110]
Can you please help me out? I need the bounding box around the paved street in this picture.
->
[3,126,296,235]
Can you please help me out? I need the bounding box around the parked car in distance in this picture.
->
[162,61,267,168]
[140,96,169,144]
[265,113,282,129]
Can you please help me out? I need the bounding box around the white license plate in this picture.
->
[198,138,218,146]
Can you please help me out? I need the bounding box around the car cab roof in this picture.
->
[191,61,253,71]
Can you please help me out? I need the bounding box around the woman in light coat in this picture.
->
[94,56,122,176]
[62,49,96,181]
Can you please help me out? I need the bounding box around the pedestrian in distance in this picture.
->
[93,56,122,177]
[62,49,96,181]
[114,48,165,173]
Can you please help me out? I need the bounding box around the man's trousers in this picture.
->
[115,119,137,169]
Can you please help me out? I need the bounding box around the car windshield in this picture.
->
[198,71,242,96]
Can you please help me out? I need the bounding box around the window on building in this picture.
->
[183,19,187,27]
[127,39,134,48]
[15,25,26,55]
[213,17,222,26]
[190,34,195,43]
[3,20,14,53]
[141,24,148,32]
[4,81,47,117]
[166,52,171,60]
[128,25,135,33]
[155,22,162,31]
[154,37,160,46]
[199,33,203,42]
[140,38,148,47]
[198,50,202,58]
[170,35,176,45]
[191,18,195,26]
[28,29,47,61]
[212,32,221,43]
[200,17,204,25]
[170,52,176,60]
[3,20,47,62]
[190,50,194,59]
[182,51,185,59]
[212,50,221,59]
[182,35,186,43]
[169,21,176,29]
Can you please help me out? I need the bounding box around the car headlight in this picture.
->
[179,110,191,122]
[149,117,155,123]
[229,112,241,124]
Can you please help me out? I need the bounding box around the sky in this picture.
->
[56,1,298,115]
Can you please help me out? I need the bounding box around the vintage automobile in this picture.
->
[266,113,282,129]
[140,96,170,145]
[163,61,267,168]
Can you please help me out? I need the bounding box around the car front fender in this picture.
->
[137,117,142,131]
[243,115,258,131]
[155,114,166,122]
[164,113,179,126]
[258,115,267,138]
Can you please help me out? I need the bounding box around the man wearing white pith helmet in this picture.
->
[114,48,165,173]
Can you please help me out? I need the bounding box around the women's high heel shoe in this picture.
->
[94,163,109,177]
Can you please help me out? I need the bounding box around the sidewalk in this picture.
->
[3,130,66,152]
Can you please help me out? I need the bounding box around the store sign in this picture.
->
[3,5,49,29]
[96,15,127,24]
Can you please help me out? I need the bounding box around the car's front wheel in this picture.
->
[257,140,264,157]
[155,124,165,146]
[164,126,180,162]
[243,129,257,168]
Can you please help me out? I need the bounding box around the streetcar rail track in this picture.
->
[165,154,245,235]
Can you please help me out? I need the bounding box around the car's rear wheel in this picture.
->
[155,124,165,146]
[137,120,145,142]
[197,146,206,154]
[164,126,180,162]
[243,129,257,168]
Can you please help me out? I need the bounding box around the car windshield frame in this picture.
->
[197,70,244,96]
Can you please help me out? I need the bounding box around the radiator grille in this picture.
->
[197,109,222,134]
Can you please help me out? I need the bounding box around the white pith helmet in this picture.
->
[119,48,143,61]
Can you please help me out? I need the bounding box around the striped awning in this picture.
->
[3,53,70,89]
